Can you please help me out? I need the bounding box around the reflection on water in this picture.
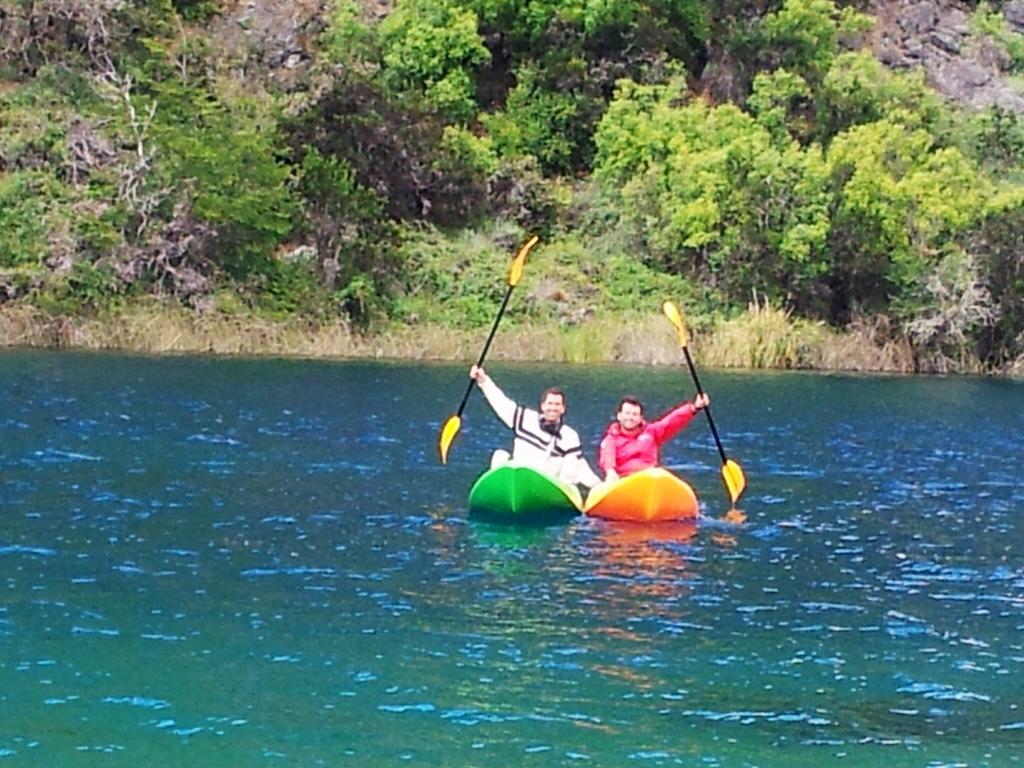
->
[0,352,1022,766]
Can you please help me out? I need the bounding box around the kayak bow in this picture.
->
[584,468,699,522]
[468,463,583,523]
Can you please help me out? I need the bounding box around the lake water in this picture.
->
[1,351,1022,767]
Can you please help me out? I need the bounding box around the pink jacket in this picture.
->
[598,402,698,476]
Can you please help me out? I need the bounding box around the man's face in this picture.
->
[540,393,565,424]
[616,402,644,432]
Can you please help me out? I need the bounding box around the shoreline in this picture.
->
[1,302,1020,377]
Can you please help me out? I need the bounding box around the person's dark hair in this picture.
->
[539,387,566,408]
[616,395,644,415]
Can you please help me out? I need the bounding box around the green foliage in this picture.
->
[253,260,337,319]
[0,171,63,267]
[430,125,495,220]
[171,0,223,23]
[72,199,126,259]
[299,147,383,223]
[322,0,379,65]
[466,0,574,45]
[959,190,1024,366]
[817,51,945,142]
[953,106,1024,179]
[749,69,813,144]
[394,228,519,327]
[825,118,990,320]
[0,68,84,170]
[150,88,298,276]
[467,0,708,60]
[437,125,498,176]
[393,223,718,332]
[294,147,401,323]
[26,261,126,315]
[66,262,124,309]
[487,157,567,234]
[970,2,1024,70]
[754,0,873,87]
[379,0,490,121]
[3,0,1024,374]
[595,78,833,309]
[602,253,708,314]
[482,65,581,172]
[592,78,683,186]
[283,60,488,225]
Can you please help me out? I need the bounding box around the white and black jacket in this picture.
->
[478,377,601,488]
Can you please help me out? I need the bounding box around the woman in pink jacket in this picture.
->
[598,393,710,481]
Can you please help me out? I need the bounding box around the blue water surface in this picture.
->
[1,351,1022,767]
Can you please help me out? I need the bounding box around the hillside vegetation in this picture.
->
[3,0,1024,373]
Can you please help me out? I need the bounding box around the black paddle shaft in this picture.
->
[683,346,729,465]
[455,283,515,417]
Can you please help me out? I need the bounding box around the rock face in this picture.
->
[205,0,332,89]
[200,0,1024,112]
[201,0,395,89]
[868,0,1024,113]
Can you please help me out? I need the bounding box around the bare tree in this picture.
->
[0,0,127,74]
[94,53,166,238]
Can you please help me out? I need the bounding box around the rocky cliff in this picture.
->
[870,0,1024,113]
[209,0,1024,113]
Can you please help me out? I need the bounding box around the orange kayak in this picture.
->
[584,467,699,522]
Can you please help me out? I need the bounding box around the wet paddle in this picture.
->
[662,301,747,506]
[437,235,539,464]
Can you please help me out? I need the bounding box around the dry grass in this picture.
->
[369,315,679,364]
[0,304,363,357]
[0,305,60,347]
[0,301,1017,376]
[808,315,916,373]
[701,298,822,369]
[0,304,679,363]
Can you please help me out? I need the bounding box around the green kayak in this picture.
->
[467,463,583,523]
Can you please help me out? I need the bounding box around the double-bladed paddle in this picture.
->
[662,301,747,506]
[437,235,539,464]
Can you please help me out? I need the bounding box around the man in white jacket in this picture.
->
[469,365,601,489]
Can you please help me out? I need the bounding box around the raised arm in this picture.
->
[470,365,517,429]
[648,393,709,445]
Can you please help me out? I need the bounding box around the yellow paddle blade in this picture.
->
[438,415,462,464]
[721,459,746,504]
[508,235,539,287]
[662,300,689,347]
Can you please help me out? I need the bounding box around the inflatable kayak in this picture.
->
[584,467,699,522]
[468,463,583,523]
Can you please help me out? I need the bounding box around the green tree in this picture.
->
[960,191,1024,367]
[150,84,297,278]
[295,147,398,322]
[748,68,813,144]
[953,106,1024,181]
[481,65,581,173]
[0,171,63,268]
[824,118,989,322]
[379,0,490,121]
[754,0,872,87]
[817,51,944,143]
[595,77,833,311]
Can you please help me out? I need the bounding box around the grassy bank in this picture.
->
[5,298,1019,376]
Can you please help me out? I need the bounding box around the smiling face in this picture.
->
[539,392,566,425]
[616,401,644,433]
